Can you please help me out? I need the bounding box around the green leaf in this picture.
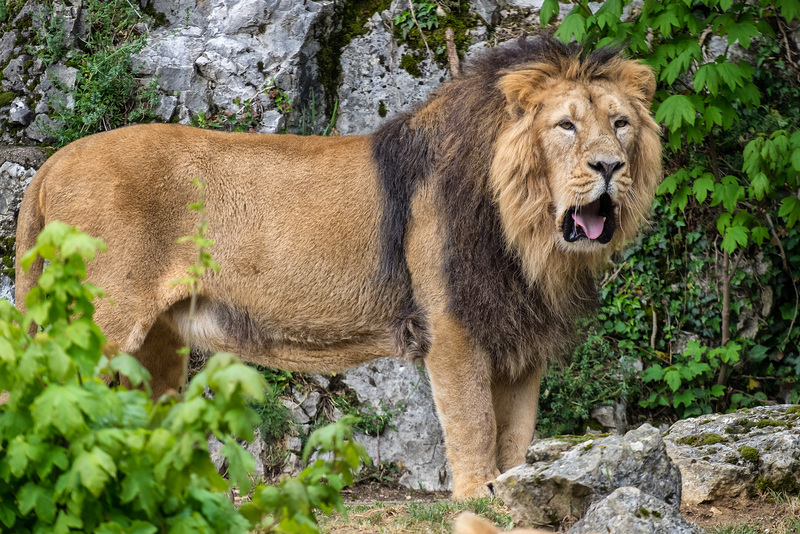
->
[722,225,749,253]
[641,364,665,383]
[120,461,160,517]
[750,225,769,245]
[693,174,714,203]
[664,368,682,392]
[540,0,559,26]
[673,389,697,409]
[779,197,800,227]
[74,447,117,497]
[726,20,759,49]
[791,148,800,171]
[18,482,56,523]
[221,438,255,495]
[31,384,90,437]
[109,353,152,388]
[655,94,695,131]
[555,11,587,43]
[749,172,770,200]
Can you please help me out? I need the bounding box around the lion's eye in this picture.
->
[558,120,575,131]
[614,119,629,129]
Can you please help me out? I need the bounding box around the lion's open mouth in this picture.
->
[562,193,616,244]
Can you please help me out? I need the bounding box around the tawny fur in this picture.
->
[454,513,553,534]
[15,37,661,498]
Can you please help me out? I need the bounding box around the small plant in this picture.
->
[394,2,439,40]
[0,222,265,533]
[537,334,634,437]
[33,0,160,146]
[266,77,293,114]
[241,415,370,533]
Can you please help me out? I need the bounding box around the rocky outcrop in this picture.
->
[570,487,704,534]
[133,0,334,130]
[664,405,800,505]
[494,424,683,527]
[342,358,451,491]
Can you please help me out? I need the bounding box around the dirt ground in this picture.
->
[326,481,800,533]
[683,497,800,533]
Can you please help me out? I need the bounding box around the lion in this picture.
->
[15,37,661,498]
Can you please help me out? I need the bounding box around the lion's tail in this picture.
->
[14,168,46,319]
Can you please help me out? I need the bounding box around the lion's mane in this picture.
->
[373,37,662,380]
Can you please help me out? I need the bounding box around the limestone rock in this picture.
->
[569,487,704,534]
[664,405,800,505]
[0,161,37,236]
[2,56,30,93]
[336,10,448,135]
[342,357,451,491]
[9,98,34,126]
[495,424,681,527]
[134,0,334,130]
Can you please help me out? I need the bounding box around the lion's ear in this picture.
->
[616,61,656,105]
[497,67,554,118]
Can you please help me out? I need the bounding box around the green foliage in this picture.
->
[538,334,635,436]
[0,223,371,534]
[392,1,477,69]
[538,0,800,418]
[241,415,370,534]
[32,0,160,146]
[0,222,264,533]
[394,2,439,40]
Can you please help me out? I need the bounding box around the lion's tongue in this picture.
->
[572,206,605,240]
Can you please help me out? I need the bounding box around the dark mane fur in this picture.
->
[372,36,621,379]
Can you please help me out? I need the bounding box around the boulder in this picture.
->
[342,358,451,491]
[664,404,800,505]
[569,487,704,534]
[495,424,681,527]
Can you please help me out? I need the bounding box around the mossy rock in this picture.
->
[393,0,479,70]
[0,237,15,280]
[677,433,726,447]
[0,91,17,107]
[737,445,759,463]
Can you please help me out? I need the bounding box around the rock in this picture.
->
[569,487,704,534]
[590,400,627,434]
[9,98,34,126]
[0,274,13,304]
[25,114,59,144]
[134,0,334,131]
[336,10,449,135]
[495,424,681,527]
[0,161,37,236]
[0,31,17,68]
[0,147,47,169]
[2,56,30,93]
[342,357,451,491]
[664,405,800,506]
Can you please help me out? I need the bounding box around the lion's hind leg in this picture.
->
[126,316,187,399]
[492,364,544,473]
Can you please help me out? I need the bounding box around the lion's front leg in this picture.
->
[425,314,500,499]
[493,364,545,472]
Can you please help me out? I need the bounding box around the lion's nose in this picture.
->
[588,160,625,184]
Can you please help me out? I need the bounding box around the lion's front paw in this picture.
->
[451,480,496,500]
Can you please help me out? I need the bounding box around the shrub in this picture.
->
[0,222,368,533]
